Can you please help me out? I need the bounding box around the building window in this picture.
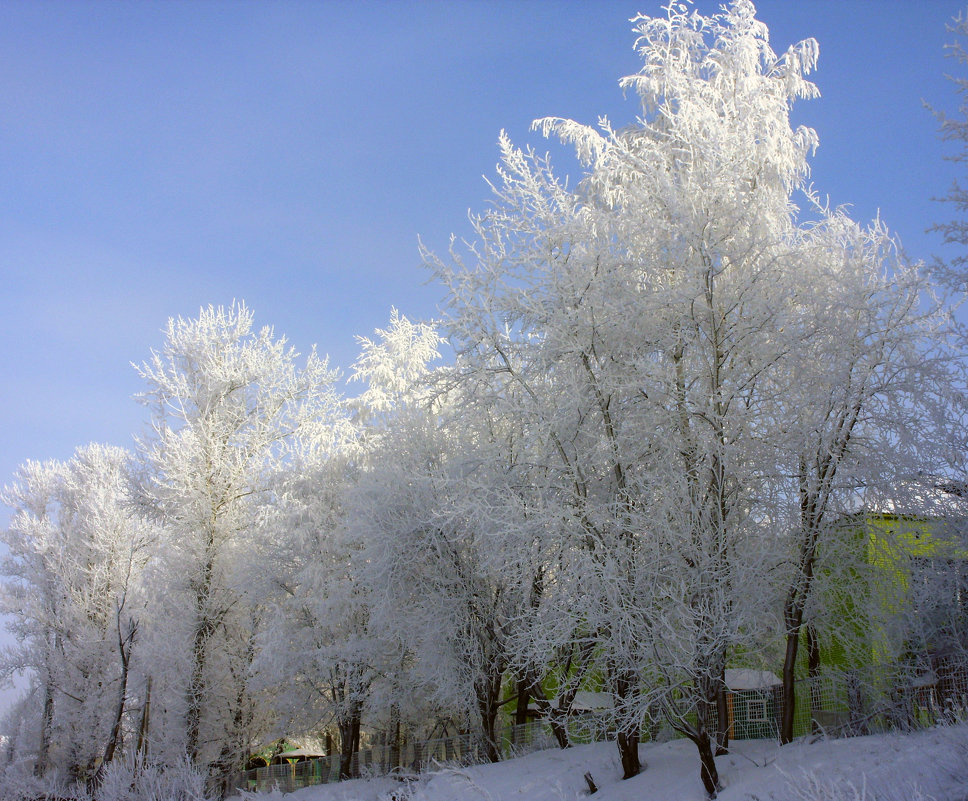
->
[747,697,768,723]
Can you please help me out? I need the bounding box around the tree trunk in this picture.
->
[185,620,209,763]
[611,668,641,779]
[806,623,822,733]
[187,526,219,764]
[616,729,641,780]
[136,676,152,761]
[474,653,506,763]
[514,673,531,727]
[695,729,721,798]
[528,683,569,748]
[476,677,502,763]
[780,587,806,744]
[693,672,722,795]
[210,656,253,800]
[92,619,136,792]
[35,675,54,777]
[715,682,729,756]
[338,700,362,780]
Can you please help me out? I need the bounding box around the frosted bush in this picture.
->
[66,757,212,801]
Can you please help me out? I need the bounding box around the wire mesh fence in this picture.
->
[230,659,968,795]
[789,659,968,739]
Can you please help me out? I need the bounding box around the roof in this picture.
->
[561,691,614,712]
[528,690,615,713]
[275,748,327,760]
[725,669,782,691]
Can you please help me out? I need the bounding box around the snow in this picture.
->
[723,669,782,691]
[275,749,330,760]
[234,725,968,801]
[555,692,613,712]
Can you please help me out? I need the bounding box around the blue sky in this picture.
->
[0,0,965,706]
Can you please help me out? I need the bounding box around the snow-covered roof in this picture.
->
[725,669,782,691]
[276,748,327,759]
[528,690,615,713]
[560,691,614,712]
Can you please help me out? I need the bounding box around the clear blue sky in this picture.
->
[0,0,964,706]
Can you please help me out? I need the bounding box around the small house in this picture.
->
[724,669,782,740]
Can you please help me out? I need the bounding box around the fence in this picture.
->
[788,660,968,739]
[231,660,968,795]
[232,721,569,794]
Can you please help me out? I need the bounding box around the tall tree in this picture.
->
[0,445,150,783]
[134,302,342,782]
[776,214,951,743]
[426,1,951,795]
[930,10,968,294]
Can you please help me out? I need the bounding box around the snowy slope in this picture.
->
[236,725,968,801]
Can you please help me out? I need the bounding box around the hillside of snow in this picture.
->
[236,725,968,801]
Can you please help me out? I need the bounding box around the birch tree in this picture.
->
[0,444,151,784]
[930,10,968,294]
[134,302,342,781]
[348,312,550,763]
[775,214,953,743]
[424,1,940,794]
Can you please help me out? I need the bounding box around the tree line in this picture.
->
[3,3,968,799]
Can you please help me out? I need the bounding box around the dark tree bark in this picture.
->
[611,667,641,780]
[715,683,729,756]
[91,615,138,793]
[696,729,721,798]
[806,623,822,733]
[35,674,54,777]
[476,663,505,763]
[338,699,363,780]
[136,676,152,761]
[616,729,641,780]
[514,673,531,727]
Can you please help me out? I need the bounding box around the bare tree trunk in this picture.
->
[695,728,721,798]
[715,683,729,756]
[692,671,723,797]
[514,673,531,727]
[616,729,641,780]
[35,675,54,777]
[92,616,138,792]
[780,606,801,744]
[476,666,504,763]
[338,699,362,780]
[806,623,822,733]
[612,668,641,780]
[136,676,152,762]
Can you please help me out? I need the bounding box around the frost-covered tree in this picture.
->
[253,415,365,780]
[775,214,953,743]
[133,302,343,782]
[354,406,523,763]
[256,311,440,778]
[348,312,552,762]
[930,9,968,293]
[0,444,151,785]
[427,2,953,795]
[1,458,63,778]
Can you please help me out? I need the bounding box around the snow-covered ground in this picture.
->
[235,725,968,801]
